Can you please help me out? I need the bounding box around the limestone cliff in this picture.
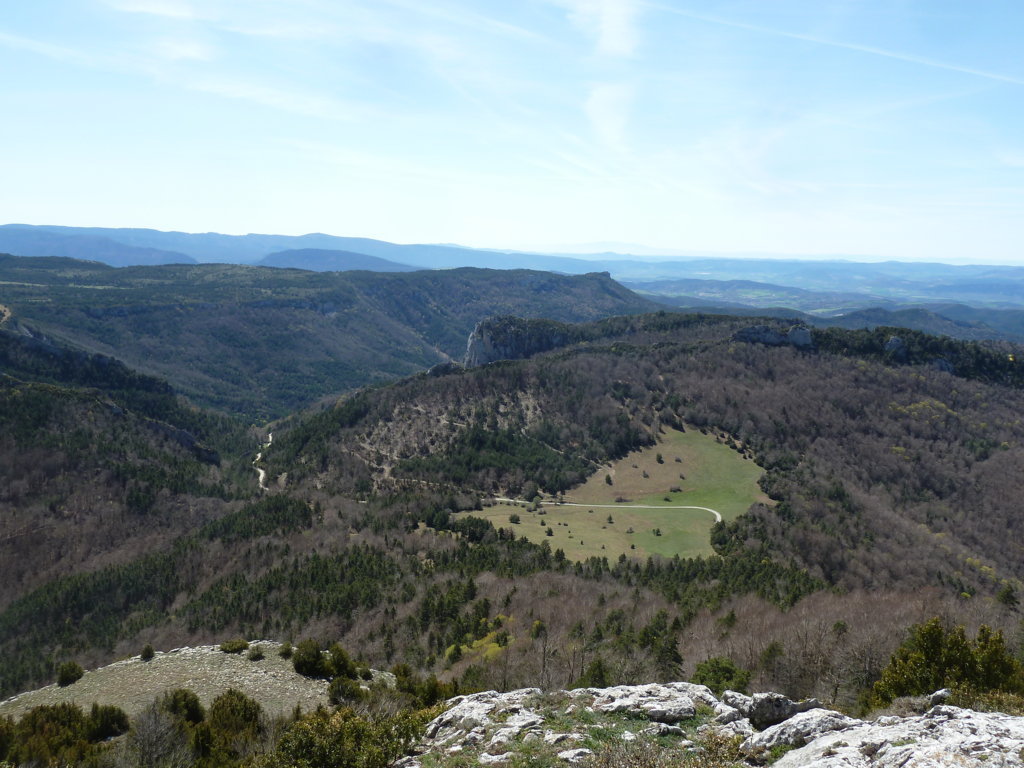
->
[464,316,576,367]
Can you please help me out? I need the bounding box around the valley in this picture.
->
[1,254,1023,767]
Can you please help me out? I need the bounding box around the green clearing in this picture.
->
[469,427,768,561]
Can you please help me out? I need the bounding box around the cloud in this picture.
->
[585,82,632,147]
[646,4,1024,87]
[553,0,640,57]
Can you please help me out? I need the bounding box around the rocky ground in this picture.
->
[4,647,1023,767]
[408,684,1024,767]
[0,643,329,719]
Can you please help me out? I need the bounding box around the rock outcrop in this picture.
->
[733,324,816,350]
[464,316,575,367]
[408,684,1024,767]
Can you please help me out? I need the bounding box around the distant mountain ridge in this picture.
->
[0,225,194,266]
[257,248,417,272]
[5,224,1023,302]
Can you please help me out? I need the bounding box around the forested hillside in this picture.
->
[0,328,249,609]
[1,308,1022,728]
[0,255,660,417]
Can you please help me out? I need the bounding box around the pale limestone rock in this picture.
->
[557,748,593,763]
[773,706,1024,768]
[742,708,861,752]
[478,752,511,764]
[587,682,715,723]
[698,719,755,739]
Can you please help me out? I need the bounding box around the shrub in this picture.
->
[575,657,610,688]
[56,661,84,687]
[86,703,129,741]
[8,703,89,765]
[140,643,155,661]
[254,707,427,768]
[328,676,366,706]
[219,638,249,654]
[161,688,206,725]
[328,643,358,679]
[872,617,1024,707]
[691,656,751,695]
[247,645,266,661]
[207,688,265,759]
[279,641,293,659]
[293,639,331,678]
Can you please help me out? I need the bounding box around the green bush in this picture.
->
[328,676,366,706]
[872,617,1024,707]
[253,707,427,768]
[56,661,84,687]
[248,645,266,661]
[8,703,89,765]
[575,657,610,688]
[219,638,250,654]
[140,643,155,661]
[161,688,206,725]
[279,641,293,659]
[328,643,358,680]
[86,703,129,741]
[691,656,751,695]
[293,639,331,679]
[207,688,265,760]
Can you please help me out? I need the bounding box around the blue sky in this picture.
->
[3,1,1024,263]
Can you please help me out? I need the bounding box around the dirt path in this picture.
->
[253,432,273,491]
[493,497,722,523]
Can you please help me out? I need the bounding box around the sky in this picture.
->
[2,1,1024,264]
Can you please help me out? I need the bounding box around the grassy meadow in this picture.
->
[470,427,768,561]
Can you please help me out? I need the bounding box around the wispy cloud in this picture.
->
[646,4,1024,86]
[552,0,640,57]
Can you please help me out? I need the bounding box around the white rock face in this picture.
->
[588,682,717,723]
[742,708,862,752]
[416,684,1024,768]
[423,688,541,747]
[773,706,1024,768]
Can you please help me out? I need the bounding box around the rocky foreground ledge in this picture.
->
[402,683,1024,767]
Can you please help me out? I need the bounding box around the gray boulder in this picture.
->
[742,708,861,752]
[773,705,1024,768]
[746,692,820,729]
[587,682,716,723]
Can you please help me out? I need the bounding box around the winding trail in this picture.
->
[253,432,273,491]
[493,497,722,523]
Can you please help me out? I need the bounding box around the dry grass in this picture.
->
[0,643,329,720]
